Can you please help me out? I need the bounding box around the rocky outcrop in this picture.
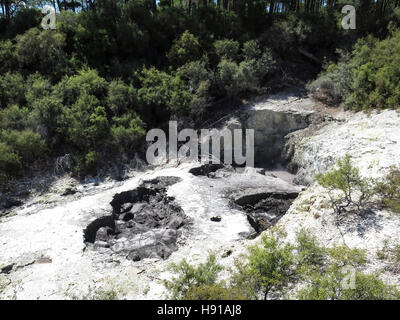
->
[84,176,187,261]
[282,110,400,185]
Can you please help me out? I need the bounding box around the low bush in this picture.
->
[0,142,21,176]
[317,156,400,215]
[316,155,375,214]
[214,39,240,61]
[298,270,400,300]
[233,228,295,300]
[375,166,400,213]
[163,253,223,300]
[0,129,47,165]
[167,31,202,68]
[165,228,399,300]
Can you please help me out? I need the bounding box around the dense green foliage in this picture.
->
[1,1,400,184]
[310,29,400,111]
[375,166,400,213]
[163,253,224,299]
[164,228,400,300]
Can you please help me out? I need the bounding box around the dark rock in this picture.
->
[83,216,115,243]
[84,176,186,261]
[210,216,222,222]
[122,212,134,221]
[61,187,77,196]
[1,263,14,274]
[233,191,298,234]
[189,164,224,177]
[222,249,232,258]
[120,203,133,213]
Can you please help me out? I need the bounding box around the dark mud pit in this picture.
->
[84,176,187,261]
[189,164,225,177]
[233,191,299,234]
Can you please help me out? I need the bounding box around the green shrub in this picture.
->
[54,69,108,107]
[327,245,368,268]
[30,95,63,139]
[183,283,246,300]
[62,94,110,150]
[0,142,21,176]
[165,228,400,300]
[243,40,261,61]
[315,31,400,111]
[163,254,223,300]
[298,270,400,300]
[15,28,70,80]
[137,67,192,116]
[107,80,138,116]
[316,155,375,214]
[0,40,18,74]
[215,59,244,98]
[0,72,26,109]
[0,105,30,130]
[214,39,240,61]
[167,30,201,67]
[295,236,396,300]
[111,113,146,152]
[296,228,326,268]
[239,48,275,88]
[307,51,353,106]
[233,228,295,300]
[345,31,400,111]
[73,150,100,177]
[176,60,211,94]
[376,240,400,273]
[375,166,400,213]
[0,129,47,165]
[25,73,52,108]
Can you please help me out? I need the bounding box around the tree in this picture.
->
[15,28,70,80]
[167,30,201,67]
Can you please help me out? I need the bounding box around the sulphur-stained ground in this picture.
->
[1,93,400,299]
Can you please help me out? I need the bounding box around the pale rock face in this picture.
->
[274,109,400,292]
[285,110,400,185]
[1,92,399,299]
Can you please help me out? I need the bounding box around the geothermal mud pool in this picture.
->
[84,176,187,261]
[0,92,313,299]
[83,165,300,265]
